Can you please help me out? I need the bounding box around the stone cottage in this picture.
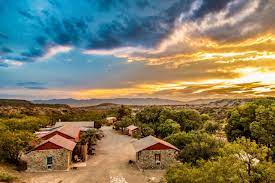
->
[126,125,139,137]
[26,135,76,172]
[132,135,179,169]
[26,123,92,172]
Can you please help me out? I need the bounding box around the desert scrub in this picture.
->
[0,172,17,183]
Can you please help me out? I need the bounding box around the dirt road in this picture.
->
[22,126,164,183]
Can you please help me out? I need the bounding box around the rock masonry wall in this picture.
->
[26,149,71,172]
[136,149,177,169]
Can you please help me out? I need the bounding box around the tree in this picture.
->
[157,119,180,138]
[164,131,194,150]
[115,116,134,131]
[178,132,223,164]
[140,124,155,137]
[203,120,220,134]
[116,105,132,120]
[225,99,275,158]
[80,128,102,145]
[166,137,275,183]
[136,106,162,125]
[175,109,204,132]
[0,116,51,132]
[165,132,223,164]
[0,130,37,164]
[158,108,177,123]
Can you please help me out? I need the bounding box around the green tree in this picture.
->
[0,116,51,132]
[166,137,275,183]
[165,132,223,164]
[140,124,155,137]
[0,130,37,164]
[178,132,223,164]
[157,119,181,138]
[136,106,162,125]
[225,99,275,158]
[117,105,132,120]
[203,120,220,134]
[158,108,177,123]
[175,109,204,132]
[164,131,194,150]
[80,128,102,145]
[115,116,135,131]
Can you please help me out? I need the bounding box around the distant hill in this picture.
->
[32,98,185,106]
[0,99,32,106]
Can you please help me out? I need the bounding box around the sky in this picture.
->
[0,0,275,101]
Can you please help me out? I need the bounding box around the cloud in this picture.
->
[16,81,47,90]
[0,0,274,100]
[1,0,227,62]
[107,0,275,67]
[0,59,24,67]
[41,45,73,60]
[0,62,8,67]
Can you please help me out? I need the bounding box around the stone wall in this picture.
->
[26,148,72,172]
[136,149,178,169]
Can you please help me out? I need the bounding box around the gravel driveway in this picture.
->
[22,126,164,183]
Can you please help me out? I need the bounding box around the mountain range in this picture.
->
[32,98,185,106]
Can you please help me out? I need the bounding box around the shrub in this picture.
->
[0,172,17,183]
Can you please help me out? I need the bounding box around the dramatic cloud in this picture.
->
[0,0,274,100]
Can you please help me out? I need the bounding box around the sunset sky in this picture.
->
[0,0,274,101]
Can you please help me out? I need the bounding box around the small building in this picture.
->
[26,123,92,172]
[26,135,76,172]
[54,121,94,129]
[106,117,117,125]
[132,135,179,169]
[126,125,139,136]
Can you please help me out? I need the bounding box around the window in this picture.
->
[47,156,53,169]
[155,154,161,165]
[155,154,161,161]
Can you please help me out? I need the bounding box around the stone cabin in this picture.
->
[26,123,91,172]
[126,125,139,137]
[26,135,76,172]
[132,135,179,169]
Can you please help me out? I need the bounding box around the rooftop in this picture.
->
[37,124,81,140]
[35,134,76,151]
[132,135,179,152]
[126,125,138,131]
[55,121,94,128]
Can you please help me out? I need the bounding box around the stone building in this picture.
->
[126,125,139,137]
[132,135,179,169]
[26,123,92,172]
[26,135,76,172]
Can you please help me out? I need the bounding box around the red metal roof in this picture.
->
[37,124,80,142]
[132,135,179,152]
[35,134,76,151]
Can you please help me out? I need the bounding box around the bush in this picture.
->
[0,172,17,183]
[203,120,220,134]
